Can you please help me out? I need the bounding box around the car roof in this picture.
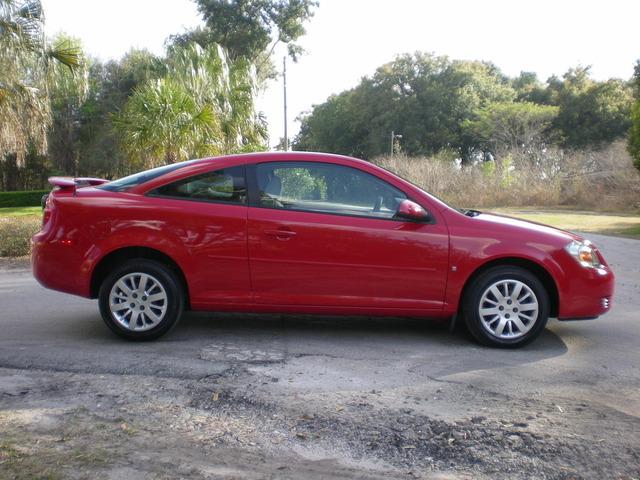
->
[190,151,371,168]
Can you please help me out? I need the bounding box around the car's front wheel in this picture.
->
[98,259,184,340]
[462,266,549,348]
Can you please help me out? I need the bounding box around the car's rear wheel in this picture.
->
[98,259,184,340]
[462,266,549,348]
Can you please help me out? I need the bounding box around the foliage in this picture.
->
[374,141,640,211]
[630,101,640,171]
[115,44,267,168]
[47,34,89,176]
[546,67,633,148]
[0,215,40,256]
[0,189,48,207]
[629,60,640,170]
[171,0,317,62]
[295,53,517,161]
[295,57,635,163]
[76,49,166,178]
[462,102,559,158]
[0,0,81,168]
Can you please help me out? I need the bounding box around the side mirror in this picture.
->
[396,199,430,222]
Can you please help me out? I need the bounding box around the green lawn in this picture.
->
[493,208,640,239]
[0,206,42,217]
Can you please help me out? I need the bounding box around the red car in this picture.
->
[31,152,614,347]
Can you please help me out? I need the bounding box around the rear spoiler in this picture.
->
[48,176,109,194]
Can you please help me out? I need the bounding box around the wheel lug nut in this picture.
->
[140,306,145,311]
[130,303,135,308]
[132,294,137,299]
[498,306,504,311]
[514,308,518,312]
[142,296,147,301]
[505,314,510,319]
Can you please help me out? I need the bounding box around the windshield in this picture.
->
[98,160,197,192]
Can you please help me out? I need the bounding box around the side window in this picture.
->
[150,166,246,204]
[255,162,407,219]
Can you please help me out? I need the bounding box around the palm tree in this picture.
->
[115,78,221,168]
[0,0,81,171]
[116,43,267,168]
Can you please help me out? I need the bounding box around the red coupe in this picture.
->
[31,152,614,347]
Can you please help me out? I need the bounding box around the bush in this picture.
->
[0,190,49,208]
[0,217,41,257]
[374,141,640,211]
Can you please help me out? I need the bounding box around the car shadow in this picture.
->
[0,305,568,381]
[166,311,569,379]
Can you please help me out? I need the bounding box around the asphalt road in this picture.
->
[0,232,639,478]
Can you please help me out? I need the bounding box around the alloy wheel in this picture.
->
[109,272,168,331]
[478,279,539,340]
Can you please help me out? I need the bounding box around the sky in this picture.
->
[43,0,640,148]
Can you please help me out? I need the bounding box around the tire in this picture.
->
[98,259,184,340]
[462,266,549,348]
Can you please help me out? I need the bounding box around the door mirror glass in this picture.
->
[395,199,429,221]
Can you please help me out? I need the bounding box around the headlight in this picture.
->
[564,240,600,268]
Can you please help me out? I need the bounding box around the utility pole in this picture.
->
[283,56,288,151]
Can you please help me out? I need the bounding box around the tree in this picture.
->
[115,78,220,167]
[47,34,89,176]
[546,67,633,148]
[462,102,559,159]
[115,44,267,168]
[512,72,549,104]
[629,60,640,170]
[172,0,317,61]
[77,49,167,177]
[295,53,515,161]
[0,0,81,169]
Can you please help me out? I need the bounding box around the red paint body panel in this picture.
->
[31,152,614,322]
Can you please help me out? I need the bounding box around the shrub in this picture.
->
[0,217,41,257]
[0,190,49,208]
[374,141,640,211]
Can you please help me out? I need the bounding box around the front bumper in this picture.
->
[557,264,614,320]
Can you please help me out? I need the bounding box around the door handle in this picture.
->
[264,229,297,240]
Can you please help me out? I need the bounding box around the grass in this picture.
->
[494,208,640,239]
[0,206,42,217]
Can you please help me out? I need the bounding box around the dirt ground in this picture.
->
[1,362,639,480]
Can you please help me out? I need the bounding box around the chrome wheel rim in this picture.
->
[478,279,539,340]
[109,272,168,331]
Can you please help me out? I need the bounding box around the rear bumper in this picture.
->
[557,265,614,320]
[31,232,91,297]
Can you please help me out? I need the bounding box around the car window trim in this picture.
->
[246,161,435,225]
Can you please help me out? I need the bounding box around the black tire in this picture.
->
[462,266,549,348]
[98,259,184,341]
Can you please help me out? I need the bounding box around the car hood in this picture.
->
[472,212,584,245]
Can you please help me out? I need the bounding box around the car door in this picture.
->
[246,161,449,311]
[144,164,251,305]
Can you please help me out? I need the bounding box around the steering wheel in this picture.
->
[373,196,383,212]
